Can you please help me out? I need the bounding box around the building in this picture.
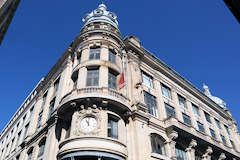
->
[224,0,240,23]
[0,0,20,45]
[0,3,240,160]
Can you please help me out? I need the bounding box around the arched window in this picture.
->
[150,133,166,155]
[27,147,33,160]
[37,138,46,158]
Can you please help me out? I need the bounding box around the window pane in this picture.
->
[210,129,216,139]
[144,91,157,117]
[142,72,153,88]
[165,103,175,118]
[204,112,211,123]
[178,95,186,108]
[192,104,200,117]
[182,113,191,126]
[197,122,205,133]
[161,84,171,99]
[215,119,221,130]
[108,116,118,139]
[86,69,99,86]
[221,135,226,145]
[224,125,230,135]
[108,72,117,90]
[109,50,116,63]
[151,134,165,155]
[89,48,100,60]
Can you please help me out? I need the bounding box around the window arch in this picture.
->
[150,133,166,155]
[37,137,46,158]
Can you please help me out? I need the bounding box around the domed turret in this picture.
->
[203,84,227,109]
[82,3,118,28]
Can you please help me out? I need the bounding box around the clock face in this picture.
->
[80,116,97,133]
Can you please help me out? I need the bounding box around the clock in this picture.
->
[80,116,97,133]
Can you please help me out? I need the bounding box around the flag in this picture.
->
[119,72,125,89]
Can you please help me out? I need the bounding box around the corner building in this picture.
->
[0,4,240,160]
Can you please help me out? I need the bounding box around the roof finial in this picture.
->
[203,84,211,96]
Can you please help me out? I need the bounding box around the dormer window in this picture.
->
[89,47,100,60]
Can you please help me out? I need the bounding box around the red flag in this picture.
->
[119,72,125,89]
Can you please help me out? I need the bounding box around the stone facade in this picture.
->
[0,4,240,160]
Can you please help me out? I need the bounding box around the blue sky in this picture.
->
[0,0,239,131]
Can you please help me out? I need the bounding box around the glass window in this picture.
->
[161,84,171,99]
[23,123,29,139]
[215,119,221,130]
[150,134,166,155]
[108,71,117,90]
[89,48,100,60]
[142,72,153,88]
[224,125,230,135]
[176,147,187,160]
[230,140,236,150]
[16,131,21,147]
[37,113,42,129]
[210,128,216,139]
[182,113,191,126]
[221,135,227,145]
[29,107,34,120]
[41,92,48,108]
[165,103,175,118]
[77,53,81,64]
[197,121,205,133]
[38,139,46,157]
[48,98,55,119]
[178,95,186,109]
[109,49,116,63]
[192,104,200,117]
[53,78,60,93]
[144,91,158,117]
[204,112,211,123]
[72,72,78,89]
[107,116,118,139]
[86,69,99,86]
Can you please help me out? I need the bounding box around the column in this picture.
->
[73,52,78,68]
[185,139,197,160]
[99,65,108,88]
[101,44,108,61]
[201,147,212,160]
[78,66,87,88]
[167,131,178,160]
[41,82,54,125]
[81,46,89,62]
[218,153,226,160]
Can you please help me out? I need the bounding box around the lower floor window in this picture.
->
[107,115,118,139]
[176,148,187,160]
[150,133,166,155]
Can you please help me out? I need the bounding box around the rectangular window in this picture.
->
[86,68,99,86]
[215,119,221,130]
[109,49,116,64]
[224,125,230,135]
[23,123,29,139]
[204,112,211,123]
[48,98,56,119]
[165,103,175,118]
[108,116,118,139]
[182,113,191,126]
[144,91,158,117]
[29,107,34,120]
[16,131,21,147]
[176,148,187,160]
[161,84,171,99]
[197,121,205,133]
[37,113,42,129]
[178,95,186,109]
[230,140,236,150]
[77,53,81,64]
[108,71,117,90]
[89,48,100,60]
[41,92,48,108]
[210,128,216,139]
[72,73,78,89]
[192,104,200,117]
[53,78,60,93]
[142,71,153,88]
[221,135,227,145]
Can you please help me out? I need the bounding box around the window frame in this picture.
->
[143,91,158,117]
[204,112,211,124]
[150,133,166,155]
[215,119,221,130]
[142,71,154,89]
[178,94,187,109]
[165,103,175,118]
[108,70,117,90]
[197,121,205,133]
[210,128,216,139]
[108,49,116,64]
[86,68,99,87]
[89,47,100,60]
[192,104,200,117]
[107,115,119,139]
[161,83,171,99]
[182,113,191,126]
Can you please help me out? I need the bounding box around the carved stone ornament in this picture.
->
[73,104,101,136]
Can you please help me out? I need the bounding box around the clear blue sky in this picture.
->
[0,0,239,131]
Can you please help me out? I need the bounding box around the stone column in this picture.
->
[101,44,108,61]
[167,131,178,160]
[218,153,226,160]
[202,147,213,160]
[78,66,87,88]
[41,82,54,125]
[99,65,108,88]
[185,139,197,160]
[73,52,78,68]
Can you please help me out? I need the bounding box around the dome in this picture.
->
[82,3,119,28]
[203,84,227,109]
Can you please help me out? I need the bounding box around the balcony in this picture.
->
[59,87,130,112]
[58,136,127,159]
